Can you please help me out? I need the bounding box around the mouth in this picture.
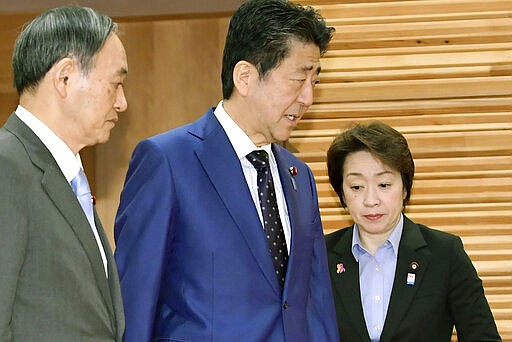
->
[364,214,384,221]
[107,117,118,124]
[285,114,299,122]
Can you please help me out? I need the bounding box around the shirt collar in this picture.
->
[213,100,272,159]
[15,105,82,182]
[351,213,404,261]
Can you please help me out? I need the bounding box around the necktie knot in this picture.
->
[247,150,270,170]
[71,169,91,198]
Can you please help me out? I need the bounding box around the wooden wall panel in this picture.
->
[0,12,102,193]
[94,17,229,243]
[292,0,512,340]
[0,13,229,245]
[0,13,32,125]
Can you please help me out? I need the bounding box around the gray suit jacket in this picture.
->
[0,113,124,341]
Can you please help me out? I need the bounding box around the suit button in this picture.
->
[283,301,289,310]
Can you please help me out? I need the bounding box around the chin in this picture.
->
[97,132,112,144]
[275,132,293,143]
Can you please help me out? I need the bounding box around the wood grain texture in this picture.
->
[291,1,512,340]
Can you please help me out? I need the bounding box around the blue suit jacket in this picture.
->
[114,108,339,342]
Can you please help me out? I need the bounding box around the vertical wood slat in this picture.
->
[292,1,512,340]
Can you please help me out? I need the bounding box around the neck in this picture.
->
[19,95,82,155]
[359,230,391,256]
[223,98,271,147]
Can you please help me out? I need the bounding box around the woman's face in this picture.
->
[342,150,406,239]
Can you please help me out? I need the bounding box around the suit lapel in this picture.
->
[329,227,371,341]
[380,216,430,342]
[4,114,115,321]
[41,169,112,302]
[272,146,297,248]
[193,111,281,294]
[96,211,124,339]
[272,146,304,296]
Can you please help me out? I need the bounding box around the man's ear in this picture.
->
[232,60,254,97]
[52,57,75,98]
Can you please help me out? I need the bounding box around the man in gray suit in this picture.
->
[0,5,128,341]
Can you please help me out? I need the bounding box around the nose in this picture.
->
[363,186,380,207]
[297,81,314,108]
[114,85,128,112]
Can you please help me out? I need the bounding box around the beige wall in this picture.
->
[0,13,230,246]
[0,13,29,124]
[0,12,98,184]
[95,17,229,244]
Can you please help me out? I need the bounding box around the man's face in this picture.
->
[68,33,128,148]
[245,40,321,145]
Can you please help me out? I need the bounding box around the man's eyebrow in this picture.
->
[297,65,322,77]
[300,65,321,72]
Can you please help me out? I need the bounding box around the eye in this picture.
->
[379,183,391,189]
[350,185,362,191]
[111,82,125,92]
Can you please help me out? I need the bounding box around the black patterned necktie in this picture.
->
[247,150,288,288]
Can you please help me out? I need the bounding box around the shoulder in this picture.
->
[415,222,461,245]
[324,226,352,249]
[0,129,33,175]
[404,218,464,256]
[135,108,217,153]
[0,128,23,157]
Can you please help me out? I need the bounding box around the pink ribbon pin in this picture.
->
[336,263,345,274]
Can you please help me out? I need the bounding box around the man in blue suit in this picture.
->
[114,0,338,341]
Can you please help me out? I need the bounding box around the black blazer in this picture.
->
[325,215,501,342]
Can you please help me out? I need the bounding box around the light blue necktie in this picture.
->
[70,169,95,229]
[70,168,108,277]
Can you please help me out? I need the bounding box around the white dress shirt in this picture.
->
[214,101,291,252]
[15,105,108,277]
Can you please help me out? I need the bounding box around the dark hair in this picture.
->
[12,5,118,95]
[326,121,415,207]
[221,0,334,99]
